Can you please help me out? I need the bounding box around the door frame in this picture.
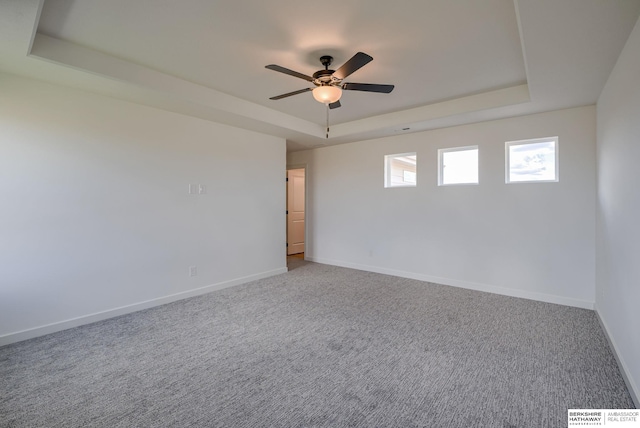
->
[286,163,308,260]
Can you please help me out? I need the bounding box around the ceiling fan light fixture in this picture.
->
[312,85,342,104]
[266,52,393,109]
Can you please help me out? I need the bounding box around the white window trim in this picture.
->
[505,136,559,184]
[438,145,479,186]
[384,152,417,188]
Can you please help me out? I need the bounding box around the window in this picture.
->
[384,153,417,188]
[438,146,478,185]
[506,137,558,183]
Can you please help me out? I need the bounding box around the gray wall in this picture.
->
[596,15,640,406]
[289,106,596,308]
[0,74,287,344]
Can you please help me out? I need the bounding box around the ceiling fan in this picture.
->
[265,52,394,109]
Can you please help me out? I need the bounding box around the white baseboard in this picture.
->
[595,308,640,407]
[0,267,288,347]
[306,256,595,310]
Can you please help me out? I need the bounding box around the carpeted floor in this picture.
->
[0,260,634,427]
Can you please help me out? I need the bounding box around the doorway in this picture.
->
[286,168,305,256]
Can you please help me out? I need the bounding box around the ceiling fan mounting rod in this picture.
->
[319,55,333,69]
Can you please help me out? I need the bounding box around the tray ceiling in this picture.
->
[1,0,639,150]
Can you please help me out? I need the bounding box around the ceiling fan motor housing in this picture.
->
[313,69,337,85]
[313,55,341,86]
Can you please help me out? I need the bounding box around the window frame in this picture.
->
[437,145,479,186]
[384,152,417,188]
[505,136,559,184]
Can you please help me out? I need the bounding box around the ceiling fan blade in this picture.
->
[265,64,314,82]
[329,100,341,109]
[333,52,373,80]
[342,83,395,93]
[269,88,312,100]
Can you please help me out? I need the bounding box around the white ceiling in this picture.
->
[1,0,639,151]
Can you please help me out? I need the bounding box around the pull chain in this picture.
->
[326,104,329,139]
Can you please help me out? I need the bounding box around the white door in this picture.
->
[287,168,305,255]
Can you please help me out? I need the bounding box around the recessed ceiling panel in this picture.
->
[37,0,527,125]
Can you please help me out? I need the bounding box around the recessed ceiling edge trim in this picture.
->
[26,31,532,146]
[29,33,325,139]
[330,84,531,139]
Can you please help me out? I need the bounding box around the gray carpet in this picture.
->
[0,260,634,427]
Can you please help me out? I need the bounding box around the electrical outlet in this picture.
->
[189,266,197,277]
